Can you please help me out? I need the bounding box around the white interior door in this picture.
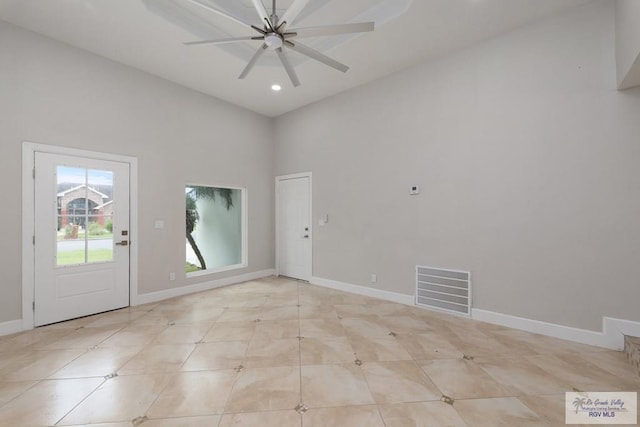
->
[277,175,311,281]
[34,152,130,326]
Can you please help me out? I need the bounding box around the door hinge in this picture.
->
[32,235,35,245]
[32,301,35,311]
[32,168,35,179]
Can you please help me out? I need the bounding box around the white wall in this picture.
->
[0,21,274,324]
[615,0,640,88]
[274,1,640,332]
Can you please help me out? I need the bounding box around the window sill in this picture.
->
[186,262,248,279]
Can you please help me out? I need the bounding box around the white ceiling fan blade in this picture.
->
[184,36,260,46]
[279,0,311,29]
[276,47,301,87]
[184,0,253,30]
[284,41,349,73]
[239,44,269,79]
[251,0,272,29]
[288,22,375,39]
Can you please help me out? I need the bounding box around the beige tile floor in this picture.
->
[0,276,638,426]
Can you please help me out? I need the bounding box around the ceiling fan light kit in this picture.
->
[183,0,375,87]
[264,33,283,49]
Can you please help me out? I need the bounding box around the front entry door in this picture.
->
[277,175,311,281]
[34,152,130,326]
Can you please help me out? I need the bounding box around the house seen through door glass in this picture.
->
[57,166,114,266]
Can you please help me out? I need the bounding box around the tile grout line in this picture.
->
[176,306,226,370]
[0,379,41,412]
[39,328,121,378]
[4,277,637,426]
[3,310,145,422]
[49,317,152,425]
[53,377,108,425]
[215,290,263,422]
[101,315,178,425]
[297,281,305,425]
[356,310,448,425]
[335,305,381,424]
[88,305,218,424]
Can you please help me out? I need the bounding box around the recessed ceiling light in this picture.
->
[271,84,282,92]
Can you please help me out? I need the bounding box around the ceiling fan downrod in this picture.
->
[270,0,279,28]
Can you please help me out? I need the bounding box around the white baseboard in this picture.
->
[310,275,640,351]
[310,276,414,306]
[133,269,276,306]
[472,309,640,351]
[0,319,24,337]
[7,271,639,352]
[601,317,640,350]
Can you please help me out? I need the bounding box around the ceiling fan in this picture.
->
[183,0,375,87]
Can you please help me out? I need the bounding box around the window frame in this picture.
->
[185,183,248,278]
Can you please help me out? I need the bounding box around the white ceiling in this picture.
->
[0,0,592,117]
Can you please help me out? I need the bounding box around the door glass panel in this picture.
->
[88,238,113,263]
[88,169,114,263]
[56,166,114,266]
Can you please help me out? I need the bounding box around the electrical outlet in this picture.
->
[371,274,377,283]
[169,272,176,281]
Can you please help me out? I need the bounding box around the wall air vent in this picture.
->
[416,266,471,316]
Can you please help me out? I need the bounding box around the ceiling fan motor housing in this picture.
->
[265,33,283,49]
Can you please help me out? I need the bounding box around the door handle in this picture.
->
[115,240,129,246]
[303,235,309,238]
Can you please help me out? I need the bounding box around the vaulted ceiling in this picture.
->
[0,0,592,116]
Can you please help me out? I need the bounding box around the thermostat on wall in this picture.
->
[409,185,420,195]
